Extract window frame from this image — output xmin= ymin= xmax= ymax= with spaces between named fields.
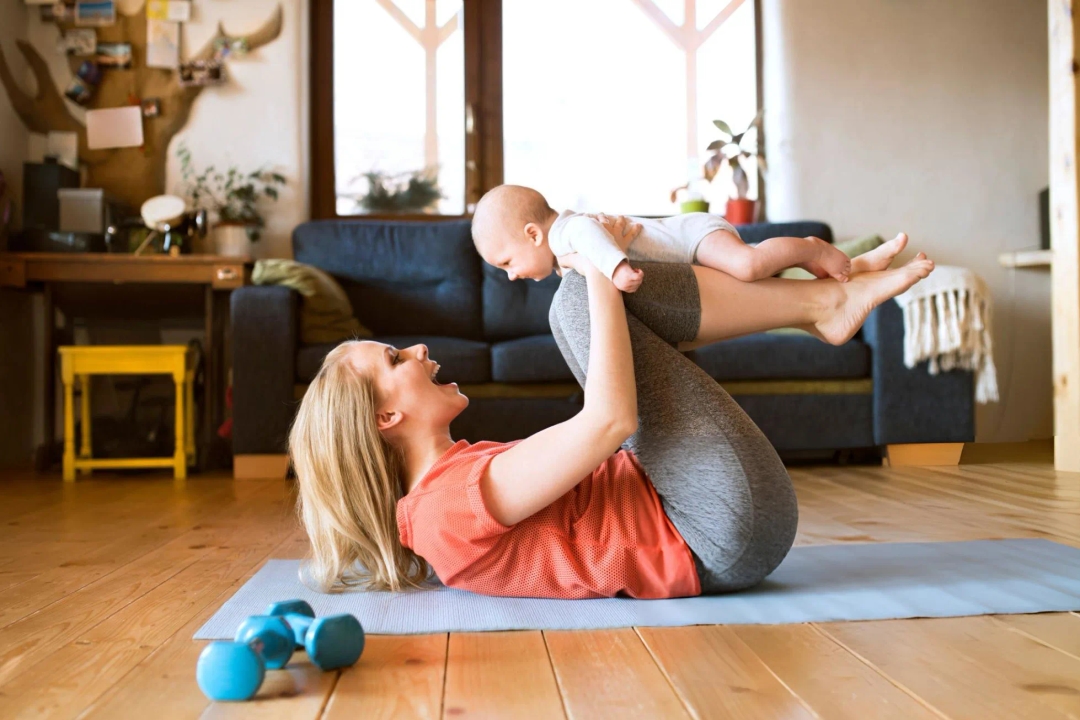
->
xmin=309 ymin=0 xmax=762 ymax=221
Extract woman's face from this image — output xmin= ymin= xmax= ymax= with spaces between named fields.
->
xmin=346 ymin=341 xmax=468 ymax=435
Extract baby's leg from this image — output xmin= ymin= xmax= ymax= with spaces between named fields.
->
xmin=695 ymin=230 xmax=851 ymax=283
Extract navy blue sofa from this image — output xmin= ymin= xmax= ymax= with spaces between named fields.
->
xmin=231 ymin=219 xmax=974 ymax=464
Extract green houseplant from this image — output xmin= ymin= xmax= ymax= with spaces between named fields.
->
xmin=704 ymin=110 xmax=765 ymax=224
xmin=178 ymin=144 xmax=286 ymax=256
xmin=356 ymin=169 xmax=442 ymax=214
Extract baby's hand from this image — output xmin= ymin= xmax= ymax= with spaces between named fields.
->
xmin=612 ymin=261 xmax=644 ymax=293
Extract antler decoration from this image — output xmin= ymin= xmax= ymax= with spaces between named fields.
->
xmin=0 ymin=3 xmax=284 ymax=209
xmin=0 ymin=41 xmax=83 ymax=135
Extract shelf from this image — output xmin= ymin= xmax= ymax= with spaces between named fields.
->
xmin=999 ymin=249 xmax=1052 ymax=269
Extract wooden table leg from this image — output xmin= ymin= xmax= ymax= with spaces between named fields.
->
xmin=202 ymin=285 xmax=215 ymax=469
xmin=35 ymin=284 xmax=56 ymax=472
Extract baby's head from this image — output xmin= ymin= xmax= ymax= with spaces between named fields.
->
xmin=472 ymin=185 xmax=558 ymax=281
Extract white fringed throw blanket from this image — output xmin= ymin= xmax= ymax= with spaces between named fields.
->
xmin=893 ymin=266 xmax=999 ymax=404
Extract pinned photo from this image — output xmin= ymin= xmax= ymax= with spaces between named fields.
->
xmin=212 ymin=36 xmax=249 ymax=62
xmin=96 ymin=42 xmax=132 ymax=69
xmin=141 ymin=98 xmax=161 ymax=118
xmin=41 ymin=2 xmax=75 ymax=23
xmin=75 ymin=0 xmax=116 ymax=27
xmin=76 ymin=60 xmax=102 ymax=86
xmin=146 ymin=19 xmax=180 ymax=69
xmin=177 ymin=59 xmax=226 ymax=87
xmin=57 ymin=28 xmax=97 ymax=56
xmin=64 ymin=77 xmax=93 ymax=106
xmin=147 ymin=0 xmax=191 ymax=22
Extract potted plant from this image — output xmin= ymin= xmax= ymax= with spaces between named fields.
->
xmin=356 ymin=168 xmax=442 ymax=214
xmin=704 ymin=110 xmax=765 ymax=224
xmin=177 ymin=144 xmax=286 ymax=257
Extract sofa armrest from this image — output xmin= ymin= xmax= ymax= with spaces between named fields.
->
xmin=231 ymin=286 xmax=299 ymax=455
xmin=862 ymin=299 xmax=975 ymax=445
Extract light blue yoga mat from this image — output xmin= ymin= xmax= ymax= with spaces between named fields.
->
xmin=195 ymin=539 xmax=1080 ymax=637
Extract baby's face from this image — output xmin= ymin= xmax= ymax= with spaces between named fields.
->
xmin=482 ymin=234 xmax=556 ymax=282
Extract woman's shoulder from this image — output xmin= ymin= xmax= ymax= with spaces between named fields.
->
xmin=411 ymin=439 xmax=518 ymax=494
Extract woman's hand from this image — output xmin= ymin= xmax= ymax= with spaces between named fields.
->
xmin=556 ymin=252 xmax=604 ymax=279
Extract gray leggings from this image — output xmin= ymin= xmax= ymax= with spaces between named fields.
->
xmin=549 ymin=263 xmax=799 ymax=593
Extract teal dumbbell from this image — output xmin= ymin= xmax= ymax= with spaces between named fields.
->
xmin=196 ymin=615 xmax=294 ymax=701
xmin=266 ymin=599 xmax=365 ymax=671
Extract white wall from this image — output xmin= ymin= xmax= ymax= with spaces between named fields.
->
xmin=762 ymin=0 xmax=1051 ymax=442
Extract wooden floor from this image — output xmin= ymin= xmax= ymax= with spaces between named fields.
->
xmin=2 ymin=456 xmax=1079 ymax=719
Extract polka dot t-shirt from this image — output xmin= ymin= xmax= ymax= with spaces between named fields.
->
xmin=396 ymin=440 xmax=701 ymax=599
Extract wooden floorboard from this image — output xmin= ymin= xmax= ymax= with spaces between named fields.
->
xmin=0 ymin=459 xmax=1078 ymax=718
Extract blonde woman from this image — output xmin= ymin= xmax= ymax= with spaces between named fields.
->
xmin=289 ymin=222 xmax=932 ymax=598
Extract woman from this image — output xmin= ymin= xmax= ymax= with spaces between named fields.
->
xmin=289 ymin=220 xmax=932 ymax=597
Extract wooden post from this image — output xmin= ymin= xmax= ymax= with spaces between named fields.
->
xmin=1050 ymin=0 xmax=1080 ymax=471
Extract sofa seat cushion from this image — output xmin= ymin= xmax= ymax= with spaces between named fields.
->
xmin=686 ymin=333 xmax=870 ymax=381
xmin=297 ymin=336 xmax=492 ymax=384
xmin=491 ymin=335 xmax=575 ymax=383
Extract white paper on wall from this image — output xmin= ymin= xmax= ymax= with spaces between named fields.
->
xmin=86 ymin=106 xmax=144 ymax=149
xmin=146 ymin=18 xmax=180 ymax=69
xmin=147 ymin=0 xmax=190 ymax=22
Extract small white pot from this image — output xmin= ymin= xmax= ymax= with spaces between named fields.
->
xmin=213 ymin=224 xmax=253 ymax=257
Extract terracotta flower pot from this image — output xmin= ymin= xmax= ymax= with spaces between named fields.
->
xmin=725 ymin=198 xmax=756 ymax=225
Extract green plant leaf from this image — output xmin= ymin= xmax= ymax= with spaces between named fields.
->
xmin=713 ymin=119 xmax=733 ymax=138
xmin=706 ymin=140 xmax=724 ymax=151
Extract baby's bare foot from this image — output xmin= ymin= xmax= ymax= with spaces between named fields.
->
xmin=794 ymin=261 xmax=832 ymax=279
xmin=815 ymin=253 xmax=934 ymax=345
xmin=850 ymin=233 xmax=909 ymax=274
xmin=810 ymin=237 xmax=851 ymax=282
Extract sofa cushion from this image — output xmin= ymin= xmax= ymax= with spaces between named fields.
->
xmin=491 ymin=335 xmax=575 ymax=383
xmin=296 ymin=336 xmax=492 ymax=384
xmin=686 ymin=334 xmax=870 ymax=381
xmin=737 ymin=221 xmax=834 ymax=245
xmin=293 ymin=220 xmax=483 ymax=340
xmin=482 ymin=263 xmax=561 ymax=341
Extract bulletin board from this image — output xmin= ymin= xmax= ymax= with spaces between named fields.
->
xmin=0 ymin=1 xmax=283 ymax=210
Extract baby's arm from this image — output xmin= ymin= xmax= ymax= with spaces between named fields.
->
xmin=559 ymin=216 xmax=644 ymax=292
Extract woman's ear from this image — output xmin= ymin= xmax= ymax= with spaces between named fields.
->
xmin=524 ymin=222 xmax=545 ymax=247
xmin=376 ymin=409 xmax=404 ymax=433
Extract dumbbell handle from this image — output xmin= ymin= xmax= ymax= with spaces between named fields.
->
xmin=278 ymin=612 xmax=314 ymax=648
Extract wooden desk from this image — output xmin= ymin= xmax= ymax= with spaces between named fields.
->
xmin=0 ymin=252 xmax=250 ymax=471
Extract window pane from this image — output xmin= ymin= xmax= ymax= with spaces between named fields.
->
xmin=698 ymin=0 xmax=758 ymax=202
xmin=503 ymin=0 xmax=756 ymax=215
xmin=333 ymin=0 xmax=464 ymax=215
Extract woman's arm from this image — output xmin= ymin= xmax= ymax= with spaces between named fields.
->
xmin=479 ymin=260 xmax=637 ymax=527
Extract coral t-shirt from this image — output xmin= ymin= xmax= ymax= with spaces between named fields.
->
xmin=396 ymin=440 xmax=701 ymax=599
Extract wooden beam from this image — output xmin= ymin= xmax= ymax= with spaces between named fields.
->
xmin=1050 ymin=0 xmax=1080 ymax=471
xmin=885 ymin=443 xmax=964 ymax=467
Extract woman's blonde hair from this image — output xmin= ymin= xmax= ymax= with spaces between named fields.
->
xmin=289 ymin=341 xmax=430 ymax=592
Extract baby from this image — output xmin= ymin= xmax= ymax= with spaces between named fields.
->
xmin=472 ymin=185 xmax=873 ymax=292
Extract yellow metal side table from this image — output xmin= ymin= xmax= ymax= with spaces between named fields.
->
xmin=58 ymin=346 xmax=196 ymax=481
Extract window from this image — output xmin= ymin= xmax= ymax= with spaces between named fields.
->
xmin=311 ymin=0 xmax=759 ymax=219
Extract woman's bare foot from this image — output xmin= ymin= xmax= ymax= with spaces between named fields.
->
xmin=815 ymin=253 xmax=934 ymax=345
xmin=850 ymin=233 xmax=908 ymax=274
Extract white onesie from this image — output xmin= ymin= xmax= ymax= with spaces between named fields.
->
xmin=547 ymin=210 xmax=741 ymax=280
